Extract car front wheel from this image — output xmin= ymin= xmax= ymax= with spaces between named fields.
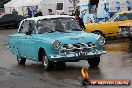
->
xmin=42 ymin=54 xmax=53 ymax=70
xmin=87 ymin=57 xmax=100 ymax=67
xmin=17 ymin=56 xmax=26 ymax=65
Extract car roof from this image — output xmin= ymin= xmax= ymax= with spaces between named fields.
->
xmin=117 ymin=10 xmax=132 ymax=14
xmin=25 ymin=15 xmax=74 ymax=22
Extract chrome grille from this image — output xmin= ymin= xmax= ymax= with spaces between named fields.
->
xmin=60 ymin=43 xmax=97 ymax=52
xmin=120 ymin=26 xmax=132 ymax=33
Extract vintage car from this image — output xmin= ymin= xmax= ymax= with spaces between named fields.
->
xmin=119 ymin=22 xmax=132 ymax=40
xmin=85 ymin=10 xmax=132 ymax=37
xmin=9 ymin=15 xmax=106 ymax=70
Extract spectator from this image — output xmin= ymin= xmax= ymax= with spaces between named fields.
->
xmin=60 ymin=12 xmax=64 ymax=15
xmin=60 ymin=12 xmax=66 ymax=15
xmin=87 ymin=17 xmax=93 ymax=23
xmin=27 ymin=7 xmax=32 ymax=18
xmin=126 ymin=1 xmax=132 ymax=11
xmin=12 ymin=9 xmax=18 ymax=15
xmin=48 ymin=9 xmax=54 ymax=15
xmin=34 ymin=10 xmax=43 ymax=17
xmin=104 ymin=17 xmax=109 ymax=22
xmin=75 ymin=14 xmax=86 ymax=30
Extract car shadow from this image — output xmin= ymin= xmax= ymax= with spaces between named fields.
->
xmin=11 ymin=61 xmax=104 ymax=81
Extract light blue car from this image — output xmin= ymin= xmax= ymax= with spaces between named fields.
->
xmin=9 ymin=15 xmax=106 ymax=70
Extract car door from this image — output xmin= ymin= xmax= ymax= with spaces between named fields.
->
xmin=24 ymin=20 xmax=37 ymax=59
xmin=17 ymin=20 xmax=30 ymax=57
xmin=0 ymin=14 xmax=10 ymax=26
xmin=107 ymin=21 xmax=125 ymax=36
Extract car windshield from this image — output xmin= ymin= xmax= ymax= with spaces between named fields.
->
xmin=37 ymin=18 xmax=81 ymax=33
xmin=118 ymin=12 xmax=132 ymax=20
xmin=109 ymin=12 xmax=132 ymax=22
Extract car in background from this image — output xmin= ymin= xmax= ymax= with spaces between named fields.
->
xmin=8 ymin=15 xmax=106 ymax=70
xmin=85 ymin=10 xmax=132 ymax=37
xmin=119 ymin=22 xmax=132 ymax=40
xmin=0 ymin=12 xmax=4 ymax=15
xmin=0 ymin=14 xmax=26 ymax=28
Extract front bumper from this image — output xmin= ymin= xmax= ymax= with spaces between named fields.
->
xmin=120 ymin=32 xmax=132 ymax=37
xmin=119 ymin=26 xmax=132 ymax=37
xmin=50 ymin=51 xmax=106 ymax=59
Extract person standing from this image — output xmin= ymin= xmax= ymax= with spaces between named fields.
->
xmin=12 ymin=9 xmax=18 ymax=15
xmin=74 ymin=10 xmax=86 ymax=30
xmin=27 ymin=7 xmax=32 ymax=18
xmin=34 ymin=10 xmax=43 ymax=17
xmin=75 ymin=14 xmax=86 ymax=30
xmin=48 ymin=9 xmax=54 ymax=15
xmin=126 ymin=1 xmax=132 ymax=11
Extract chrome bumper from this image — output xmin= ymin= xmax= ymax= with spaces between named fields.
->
xmin=120 ymin=32 xmax=132 ymax=37
xmin=51 ymin=51 xmax=106 ymax=59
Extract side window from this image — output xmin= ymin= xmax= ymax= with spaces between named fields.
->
xmin=29 ymin=20 xmax=37 ymax=34
xmin=128 ymin=13 xmax=132 ymax=20
xmin=19 ymin=21 xmax=29 ymax=33
xmin=56 ymin=3 xmax=63 ymax=10
xmin=117 ymin=14 xmax=128 ymax=21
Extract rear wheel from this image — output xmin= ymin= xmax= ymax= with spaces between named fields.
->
xmin=17 ymin=56 xmax=26 ymax=65
xmin=41 ymin=52 xmax=54 ymax=70
xmin=87 ymin=57 xmax=100 ymax=67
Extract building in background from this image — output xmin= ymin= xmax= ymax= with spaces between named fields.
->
xmin=97 ymin=0 xmax=132 ymax=22
xmin=79 ymin=0 xmax=132 ymax=23
xmin=0 ymin=0 xmax=11 ymax=13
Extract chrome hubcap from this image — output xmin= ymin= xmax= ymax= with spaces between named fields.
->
xmin=17 ymin=56 xmax=21 ymax=62
xmin=43 ymin=56 xmax=48 ymax=67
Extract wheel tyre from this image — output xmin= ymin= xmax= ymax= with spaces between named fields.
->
xmin=17 ymin=56 xmax=26 ymax=65
xmin=42 ymin=54 xmax=53 ymax=70
xmin=88 ymin=57 xmax=100 ymax=67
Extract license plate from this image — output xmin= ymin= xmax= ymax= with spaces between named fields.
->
xmin=75 ymin=51 xmax=87 ymax=56
xmin=75 ymin=49 xmax=98 ymax=57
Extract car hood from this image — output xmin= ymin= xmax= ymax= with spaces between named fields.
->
xmin=35 ymin=31 xmax=100 ymax=44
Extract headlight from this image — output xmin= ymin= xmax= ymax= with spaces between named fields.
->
xmin=98 ymin=36 xmax=105 ymax=45
xmin=52 ymin=40 xmax=61 ymax=49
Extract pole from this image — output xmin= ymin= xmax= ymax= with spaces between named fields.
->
xmin=73 ymin=0 xmax=76 ymax=13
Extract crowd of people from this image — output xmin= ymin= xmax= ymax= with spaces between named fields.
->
xmin=11 ymin=8 xmax=55 ymax=17
xmin=11 ymin=8 xmax=86 ymax=30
